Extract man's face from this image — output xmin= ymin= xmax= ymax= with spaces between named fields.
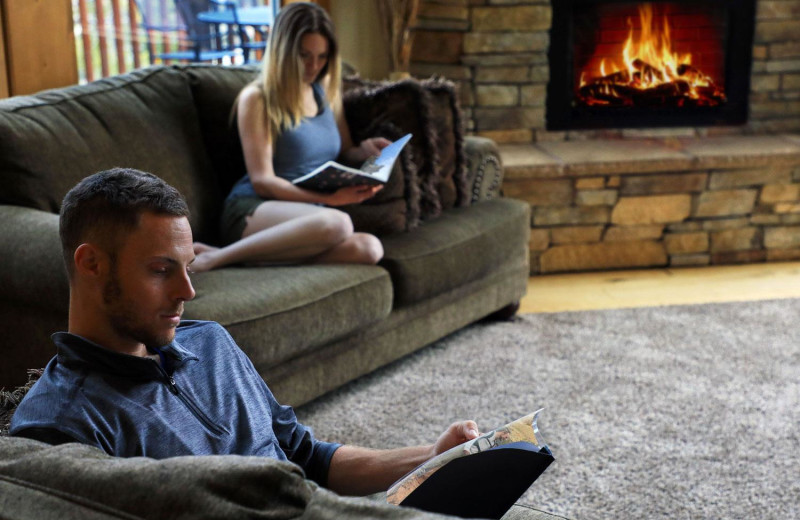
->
xmin=101 ymin=213 xmax=195 ymax=352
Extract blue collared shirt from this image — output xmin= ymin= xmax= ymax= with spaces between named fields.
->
xmin=10 ymin=320 xmax=339 ymax=486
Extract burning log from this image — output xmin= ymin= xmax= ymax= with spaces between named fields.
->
xmin=585 ymin=69 xmax=630 ymax=86
xmin=578 ymin=83 xmax=636 ymax=106
xmin=630 ymin=80 xmax=691 ymax=107
xmin=632 ymin=58 xmax=665 ymax=83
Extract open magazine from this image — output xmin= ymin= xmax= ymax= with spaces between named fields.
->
xmin=386 ymin=409 xmax=554 ymax=520
xmin=291 ymin=133 xmax=412 ymax=192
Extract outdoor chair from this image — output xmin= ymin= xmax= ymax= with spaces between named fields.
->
xmin=203 ymin=0 xmax=278 ymax=64
xmin=134 ymin=0 xmax=239 ymax=63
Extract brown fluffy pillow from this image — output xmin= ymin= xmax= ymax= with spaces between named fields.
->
xmin=343 ymin=75 xmax=469 ymax=232
xmin=0 ymin=369 xmax=43 ymax=436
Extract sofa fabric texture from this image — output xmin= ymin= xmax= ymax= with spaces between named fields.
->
xmin=381 ymin=198 xmax=529 ymax=306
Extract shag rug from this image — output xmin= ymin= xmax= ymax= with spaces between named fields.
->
xmin=297 ymin=298 xmax=800 ymax=520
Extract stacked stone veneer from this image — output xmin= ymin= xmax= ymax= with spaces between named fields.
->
xmin=502 ymin=135 xmax=800 ymax=273
xmin=411 ymin=0 xmax=800 ymax=141
xmin=411 ymin=1 xmax=800 ymax=273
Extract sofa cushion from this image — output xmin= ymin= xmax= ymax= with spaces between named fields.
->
xmin=185 ymin=265 xmax=393 ymax=370
xmin=0 ymin=66 xmax=220 ymax=244
xmin=178 ymin=64 xmax=258 ymax=200
xmin=379 ymin=198 xmax=530 ymax=306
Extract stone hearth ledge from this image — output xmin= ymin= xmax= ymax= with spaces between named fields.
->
xmin=500 ymin=134 xmax=800 ymax=179
xmin=497 ymin=134 xmax=800 ymax=274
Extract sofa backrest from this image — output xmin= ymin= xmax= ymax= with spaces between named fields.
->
xmin=0 ymin=66 xmax=222 ymax=243
xmin=177 ymin=64 xmax=258 ymax=198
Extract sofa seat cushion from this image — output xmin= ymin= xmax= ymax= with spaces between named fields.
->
xmin=380 ymin=198 xmax=530 ymax=307
xmin=184 ymin=265 xmax=393 ymax=370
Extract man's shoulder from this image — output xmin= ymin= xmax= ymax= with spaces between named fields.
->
xmin=177 ymin=320 xmax=224 ymax=333
xmin=9 ymin=363 xmax=80 ymax=437
xmin=175 ymin=320 xmax=237 ymax=350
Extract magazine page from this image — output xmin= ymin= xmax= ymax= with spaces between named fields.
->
xmin=291 ymin=133 xmax=412 ymax=192
xmin=386 ymin=409 xmax=546 ymax=505
xmin=360 ymin=133 xmax=412 ymax=182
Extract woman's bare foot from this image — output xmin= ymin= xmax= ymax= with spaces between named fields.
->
xmin=193 ymin=242 xmax=218 ymax=255
xmin=191 ymin=242 xmax=220 ymax=273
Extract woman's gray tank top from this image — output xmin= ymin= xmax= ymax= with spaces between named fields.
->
xmin=227 ymin=82 xmax=341 ymax=199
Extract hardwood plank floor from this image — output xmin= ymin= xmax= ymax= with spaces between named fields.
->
xmin=520 ymin=261 xmax=800 ymax=313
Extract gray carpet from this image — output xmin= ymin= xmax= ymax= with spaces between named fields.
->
xmin=297 ymin=298 xmax=800 ymax=520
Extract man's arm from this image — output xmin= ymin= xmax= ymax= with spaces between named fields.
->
xmin=13 ymin=427 xmax=81 ymax=446
xmin=326 ymin=420 xmax=480 ymax=496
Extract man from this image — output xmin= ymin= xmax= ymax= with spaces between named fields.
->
xmin=10 ymin=168 xmax=479 ymax=496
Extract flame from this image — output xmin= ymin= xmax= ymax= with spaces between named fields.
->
xmin=577 ymin=2 xmax=723 ymax=107
xmin=621 ymin=4 xmax=690 ymax=88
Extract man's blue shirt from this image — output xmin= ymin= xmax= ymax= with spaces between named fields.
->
xmin=9 ymin=320 xmax=339 ymax=486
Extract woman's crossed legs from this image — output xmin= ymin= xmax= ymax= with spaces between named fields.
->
xmin=192 ymin=200 xmax=383 ymax=272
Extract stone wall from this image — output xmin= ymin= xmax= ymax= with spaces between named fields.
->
xmin=502 ymin=135 xmax=800 ymax=273
xmin=411 ymin=0 xmax=800 ymax=274
xmin=411 ymin=0 xmax=800 ymax=143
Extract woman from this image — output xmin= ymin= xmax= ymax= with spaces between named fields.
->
xmin=192 ymin=2 xmax=389 ymax=272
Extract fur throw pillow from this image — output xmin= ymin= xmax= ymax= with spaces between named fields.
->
xmin=0 ymin=368 xmax=43 ymax=436
xmin=343 ymin=75 xmax=469 ymax=234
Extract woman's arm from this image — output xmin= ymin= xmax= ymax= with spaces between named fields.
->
xmin=238 ymin=85 xmax=380 ymax=206
xmin=238 ymin=85 xmax=325 ymax=203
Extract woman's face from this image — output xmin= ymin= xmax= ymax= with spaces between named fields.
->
xmin=299 ymin=33 xmax=329 ymax=84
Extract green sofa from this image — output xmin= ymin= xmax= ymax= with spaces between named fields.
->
xmin=0 ymin=64 xmax=530 ymax=406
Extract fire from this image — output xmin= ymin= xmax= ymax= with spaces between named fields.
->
xmin=577 ymin=3 xmax=724 ymax=107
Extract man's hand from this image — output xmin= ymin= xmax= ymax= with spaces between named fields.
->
xmin=431 ymin=420 xmax=481 ymax=458
xmin=327 ymin=419 xmax=481 ymax=496
xmin=325 ymin=184 xmax=382 ymax=206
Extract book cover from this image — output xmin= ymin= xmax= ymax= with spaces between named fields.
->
xmin=292 ymin=133 xmax=412 ymax=192
xmin=386 ymin=409 xmax=554 ymax=519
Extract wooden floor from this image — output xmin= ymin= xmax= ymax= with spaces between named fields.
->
xmin=520 ymin=261 xmax=800 ymax=313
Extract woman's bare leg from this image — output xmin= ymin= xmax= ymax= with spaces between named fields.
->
xmin=192 ymin=201 xmax=381 ymax=271
xmin=309 ymin=232 xmax=384 ymax=265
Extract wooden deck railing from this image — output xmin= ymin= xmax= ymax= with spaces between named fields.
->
xmin=72 ymin=0 xmax=269 ymax=83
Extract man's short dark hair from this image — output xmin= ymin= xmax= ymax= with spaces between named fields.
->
xmin=60 ymin=168 xmax=190 ymax=278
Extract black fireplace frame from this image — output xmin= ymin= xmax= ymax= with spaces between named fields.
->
xmin=546 ymin=0 xmax=757 ymax=131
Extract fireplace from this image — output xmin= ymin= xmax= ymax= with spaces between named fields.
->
xmin=547 ymin=0 xmax=757 ymax=131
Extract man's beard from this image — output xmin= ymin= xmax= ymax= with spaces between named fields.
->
xmin=103 ymin=267 xmax=176 ymax=349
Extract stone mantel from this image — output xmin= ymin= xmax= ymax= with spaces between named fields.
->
xmin=502 ymin=135 xmax=800 ymax=179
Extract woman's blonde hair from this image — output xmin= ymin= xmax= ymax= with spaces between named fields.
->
xmin=252 ymin=2 xmax=342 ymax=141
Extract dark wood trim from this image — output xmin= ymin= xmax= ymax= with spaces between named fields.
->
xmin=0 ymin=2 xmax=9 ymax=98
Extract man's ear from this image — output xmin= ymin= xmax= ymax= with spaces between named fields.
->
xmin=73 ymin=243 xmax=108 ymax=278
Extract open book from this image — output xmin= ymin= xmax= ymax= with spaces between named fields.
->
xmin=291 ymin=133 xmax=412 ymax=192
xmin=386 ymin=409 xmax=554 ymax=520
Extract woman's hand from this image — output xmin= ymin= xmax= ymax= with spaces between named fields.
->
xmin=350 ymin=137 xmax=392 ymax=163
xmin=324 ymin=184 xmax=383 ymax=206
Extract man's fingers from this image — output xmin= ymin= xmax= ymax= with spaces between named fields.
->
xmin=452 ymin=420 xmax=479 ymax=440
xmin=464 ymin=420 xmax=480 ymax=439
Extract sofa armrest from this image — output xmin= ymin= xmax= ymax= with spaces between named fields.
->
xmin=0 ymin=205 xmax=69 ymax=313
xmin=464 ymin=136 xmax=504 ymax=203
